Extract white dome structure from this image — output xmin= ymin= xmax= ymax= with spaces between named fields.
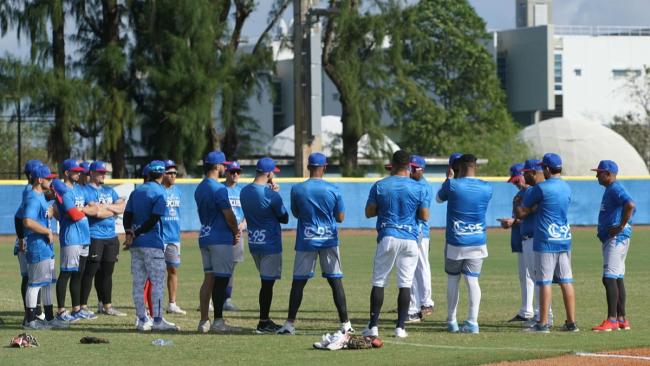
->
xmin=265 ymin=115 xmax=400 ymax=158
xmin=520 ymin=117 xmax=649 ymax=176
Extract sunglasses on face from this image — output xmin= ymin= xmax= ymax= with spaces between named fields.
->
xmin=165 ymin=171 xmax=178 ymax=176
xmin=228 ymin=170 xmax=242 ymax=175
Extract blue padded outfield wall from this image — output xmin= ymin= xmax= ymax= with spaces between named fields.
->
xmin=1 ymin=178 xmax=648 ymax=234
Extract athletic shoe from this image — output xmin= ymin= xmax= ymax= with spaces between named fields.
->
xmin=197 ymin=320 xmax=211 ymax=333
xmin=167 ymin=303 xmax=187 ymax=315
xmin=460 ymin=320 xmax=479 ymax=334
xmin=72 ymin=309 xmax=97 ymax=320
xmin=421 ymin=305 xmax=434 ymax=317
xmin=97 ymin=302 xmax=103 ymax=315
xmin=523 ymin=323 xmax=550 ymax=333
xmin=406 ymin=312 xmax=422 ymax=324
xmin=361 ymin=325 xmax=379 ymax=337
xmin=326 ymin=331 xmax=351 ymax=350
xmin=223 ymin=298 xmax=239 ymax=312
xmin=592 ymin=319 xmax=619 ymax=332
xmin=256 ymin=320 xmax=282 ymax=334
xmin=210 ymin=318 xmax=241 ymax=333
xmin=394 ymin=327 xmax=408 ymax=338
xmin=619 ymin=319 xmax=631 ymax=330
xmin=509 ymin=314 xmax=532 ymax=322
xmin=103 ymin=306 xmax=127 ymax=317
xmin=136 ymin=317 xmax=153 ymax=331
xmin=48 ymin=317 xmax=70 ymax=329
xmin=24 ymin=319 xmax=52 ymax=330
xmin=340 ymin=321 xmax=354 ymax=334
xmin=276 ymin=321 xmax=296 ymax=335
xmin=523 ymin=319 xmax=552 ymax=328
xmin=313 ymin=333 xmax=335 ymax=349
xmin=560 ymin=321 xmax=579 ymax=332
xmin=57 ymin=311 xmax=78 ymax=322
xmin=153 ymin=318 xmax=180 ymax=331
xmin=447 ymin=321 xmax=459 ymax=333
xmin=80 ymin=306 xmax=95 ymax=315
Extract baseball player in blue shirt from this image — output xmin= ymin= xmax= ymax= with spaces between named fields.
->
xmin=124 ymin=160 xmax=179 ymax=331
xmin=363 ymin=150 xmax=430 ymax=339
xmin=161 ymin=160 xmax=186 ymax=315
xmin=223 ymin=161 xmax=246 ymax=312
xmin=517 ymin=153 xmax=578 ymax=333
xmin=194 ymin=151 xmax=241 ymax=333
xmin=278 ymin=152 xmax=352 ymax=336
xmin=241 ymin=157 xmax=289 ymax=334
xmin=437 ymin=154 xmax=493 ymax=334
xmin=590 ymin=160 xmax=635 ymax=332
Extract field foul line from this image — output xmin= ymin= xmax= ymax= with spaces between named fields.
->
xmin=382 ymin=340 xmax=574 ymax=353
xmin=575 ymin=352 xmax=650 ymax=361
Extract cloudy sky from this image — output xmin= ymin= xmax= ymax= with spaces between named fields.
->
xmin=1 ymin=0 xmax=650 ymax=58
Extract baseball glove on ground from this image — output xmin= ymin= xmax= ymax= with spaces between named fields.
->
xmin=80 ymin=336 xmax=110 ymax=344
xmin=10 ymin=333 xmax=39 ymax=348
xmin=346 ymin=335 xmax=373 ymax=350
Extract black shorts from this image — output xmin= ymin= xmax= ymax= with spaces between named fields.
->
xmin=89 ymin=237 xmax=120 ymax=263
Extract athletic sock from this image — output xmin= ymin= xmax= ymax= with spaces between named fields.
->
xmin=447 ymin=274 xmax=460 ymax=323
xmin=225 ymin=286 xmax=233 ymax=300
xmin=369 ymin=286 xmax=384 ymax=328
xmin=26 ymin=307 xmax=36 ymax=323
xmin=617 ymin=278 xmax=626 ymax=318
xmin=465 ymin=275 xmax=481 ymax=324
xmin=44 ymin=305 xmax=54 ymax=322
xmin=287 ymin=279 xmax=308 ymax=320
xmin=603 ymin=277 xmax=619 ymax=318
xmin=259 ymin=279 xmax=275 ymax=321
xmin=397 ymin=287 xmax=410 ymax=329
xmin=327 ymin=278 xmax=348 ymax=323
xmin=212 ymin=277 xmax=230 ymax=319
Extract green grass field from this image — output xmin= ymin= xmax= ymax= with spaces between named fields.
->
xmin=1 ymin=229 xmax=650 ymax=365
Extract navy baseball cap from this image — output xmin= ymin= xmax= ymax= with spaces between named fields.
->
xmin=142 ymin=164 xmax=151 ymax=176
xmin=80 ymin=161 xmax=91 ymax=174
xmin=51 ymin=178 xmax=68 ymax=195
xmin=24 ymin=160 xmax=43 ymax=176
xmin=63 ymin=159 xmax=84 ymax=172
xmin=521 ymin=159 xmax=543 ymax=172
xmin=226 ymin=161 xmax=242 ymax=172
xmin=591 ymin=160 xmax=618 ymax=174
xmin=256 ymin=157 xmax=280 ymax=173
xmin=204 ymin=151 xmax=230 ymax=166
xmin=507 ymin=163 xmax=524 ymax=183
xmin=449 ymin=153 xmax=462 ymax=166
xmin=538 ymin=153 xmax=562 ymax=169
xmin=148 ymin=160 xmax=166 ymax=174
xmin=409 ymin=155 xmax=426 ymax=169
xmin=89 ymin=160 xmax=109 ymax=173
xmin=308 ymin=152 xmax=327 ymax=167
xmin=32 ymin=165 xmax=57 ymax=179
xmin=164 ymin=159 xmax=177 ymax=170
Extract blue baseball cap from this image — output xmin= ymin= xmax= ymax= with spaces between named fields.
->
xmin=32 ymin=165 xmax=57 ymax=179
xmin=409 ymin=155 xmax=426 ymax=169
xmin=226 ymin=161 xmax=242 ymax=172
xmin=308 ymin=152 xmax=327 ymax=167
xmin=204 ymin=151 xmax=230 ymax=166
xmin=521 ymin=159 xmax=543 ymax=172
xmin=449 ymin=153 xmax=462 ymax=166
xmin=62 ymin=159 xmax=85 ymax=172
xmin=80 ymin=161 xmax=91 ymax=174
xmin=148 ymin=160 xmax=166 ymax=174
xmin=538 ymin=153 xmax=562 ymax=169
xmin=256 ymin=157 xmax=280 ymax=173
xmin=51 ymin=178 xmax=68 ymax=196
xmin=163 ymin=159 xmax=177 ymax=170
xmin=24 ymin=160 xmax=43 ymax=176
xmin=591 ymin=160 xmax=618 ymax=174
xmin=507 ymin=163 xmax=524 ymax=183
xmin=142 ymin=164 xmax=151 ymax=176
xmin=89 ymin=160 xmax=109 ymax=173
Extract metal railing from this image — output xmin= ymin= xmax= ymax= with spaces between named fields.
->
xmin=554 ymin=25 xmax=650 ymax=37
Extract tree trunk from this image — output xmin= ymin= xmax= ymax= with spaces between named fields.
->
xmin=109 ymin=135 xmax=126 ymax=177
xmin=49 ymin=0 xmax=69 ymax=166
xmin=340 ymin=101 xmax=360 ymax=176
xmin=222 ymin=123 xmax=239 ymax=160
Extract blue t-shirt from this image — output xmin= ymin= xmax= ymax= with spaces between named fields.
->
xmin=226 ymin=184 xmax=245 ymax=225
xmin=240 ymin=183 xmax=287 ymax=254
xmin=23 ymin=189 xmax=55 ymax=263
xmin=291 ymin=178 xmax=344 ymax=251
xmin=522 ymin=177 xmax=572 ymax=252
xmin=519 ymin=186 xmax=537 ymax=239
xmin=162 ymin=185 xmax=181 ymax=244
xmin=367 ymin=175 xmax=430 ymax=242
xmin=13 ymin=185 xmax=32 ymax=255
xmin=415 ymin=178 xmax=433 ymax=239
xmin=437 ymin=177 xmax=493 ymax=247
xmin=86 ymin=184 xmax=120 ymax=239
xmin=56 ymin=184 xmax=91 ymax=246
xmin=125 ymin=182 xmax=167 ymax=249
xmin=194 ymin=178 xmax=234 ymax=246
xmin=510 ymin=189 xmax=524 ymax=252
xmin=597 ymin=181 xmax=634 ymax=243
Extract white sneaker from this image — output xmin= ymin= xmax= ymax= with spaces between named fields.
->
xmin=276 ymin=321 xmax=296 ymax=335
xmin=153 ymin=318 xmax=180 ymax=331
xmin=197 ymin=320 xmax=211 ymax=333
xmin=24 ymin=319 xmax=51 ymax=330
xmin=340 ymin=321 xmax=354 ymax=334
xmin=48 ymin=318 xmax=70 ymax=329
xmin=326 ymin=331 xmax=351 ymax=350
xmin=210 ymin=318 xmax=241 ymax=333
xmin=167 ymin=303 xmax=187 ymax=315
xmin=313 ymin=333 xmax=333 ymax=349
xmin=394 ymin=327 xmax=408 ymax=338
xmin=136 ymin=317 xmax=153 ymax=331
xmin=362 ymin=325 xmax=379 ymax=337
xmin=223 ymin=298 xmax=239 ymax=311
xmin=35 ymin=312 xmax=46 ymax=321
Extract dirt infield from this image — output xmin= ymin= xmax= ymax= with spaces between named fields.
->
xmin=485 ymin=348 xmax=650 ymax=365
